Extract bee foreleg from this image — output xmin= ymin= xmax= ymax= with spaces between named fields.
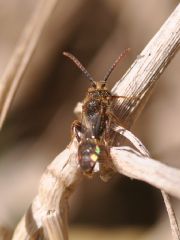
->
xmin=71 ymin=120 xmax=82 ymax=142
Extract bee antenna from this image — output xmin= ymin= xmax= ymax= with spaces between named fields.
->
xmin=103 ymin=48 xmax=130 ymax=83
xmin=63 ymin=52 xmax=96 ymax=86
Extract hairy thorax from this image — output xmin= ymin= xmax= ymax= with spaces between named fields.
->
xmin=82 ymin=88 xmax=111 ymax=139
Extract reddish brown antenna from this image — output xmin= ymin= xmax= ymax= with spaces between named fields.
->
xmin=103 ymin=48 xmax=130 ymax=83
xmin=63 ymin=52 xmax=96 ymax=86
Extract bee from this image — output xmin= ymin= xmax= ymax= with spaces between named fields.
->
xmin=63 ymin=50 xmax=130 ymax=175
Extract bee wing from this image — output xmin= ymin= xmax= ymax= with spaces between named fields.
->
xmin=81 ymin=102 xmax=107 ymax=139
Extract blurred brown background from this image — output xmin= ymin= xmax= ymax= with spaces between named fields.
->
xmin=0 ymin=0 xmax=179 ymax=239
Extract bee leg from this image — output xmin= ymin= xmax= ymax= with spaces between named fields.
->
xmin=111 ymin=95 xmax=139 ymax=100
xmin=108 ymin=111 xmax=126 ymax=128
xmin=71 ymin=120 xmax=82 ymax=142
xmin=112 ymin=125 xmax=149 ymax=156
xmin=108 ymin=111 xmax=145 ymax=151
xmin=104 ymin=111 xmax=123 ymax=146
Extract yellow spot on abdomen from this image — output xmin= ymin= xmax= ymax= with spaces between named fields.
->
xmin=91 ymin=154 xmax=98 ymax=162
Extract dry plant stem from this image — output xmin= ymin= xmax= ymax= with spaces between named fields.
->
xmin=112 ymin=5 xmax=180 ymax=238
xmin=111 ymin=147 xmax=180 ymax=240
xmin=111 ymin=146 xmax=180 ymax=198
xmin=12 ymin=4 xmax=180 ymax=240
xmin=12 ymin=140 xmax=80 ymax=240
xmin=114 ymin=126 xmax=180 ymax=240
xmin=0 ymin=0 xmax=59 ymax=129
xmin=112 ymin=147 xmax=180 ymax=239
xmin=112 ymin=3 xmax=180 ymax=126
xmin=162 ymin=191 xmax=180 ymax=240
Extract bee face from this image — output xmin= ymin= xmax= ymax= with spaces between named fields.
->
xmin=88 ymin=82 xmax=107 ymax=93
